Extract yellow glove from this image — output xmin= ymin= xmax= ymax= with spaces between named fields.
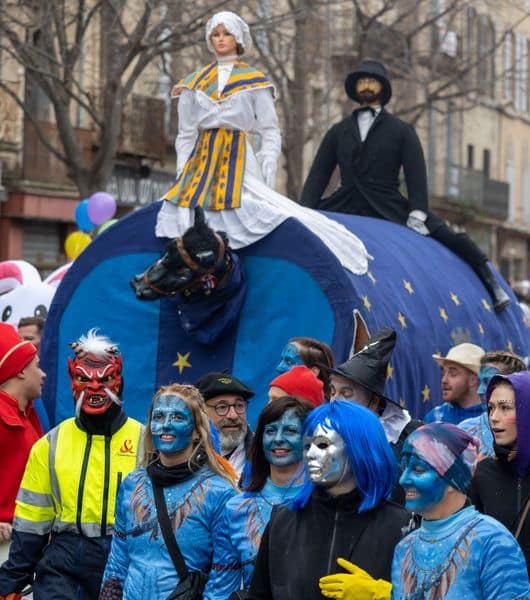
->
xmin=319 ymin=557 xmax=392 ymax=600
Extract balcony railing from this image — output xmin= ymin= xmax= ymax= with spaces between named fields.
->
xmin=446 ymin=165 xmax=509 ymax=221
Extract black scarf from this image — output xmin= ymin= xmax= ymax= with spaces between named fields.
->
xmin=147 ymin=452 xmax=207 ymax=487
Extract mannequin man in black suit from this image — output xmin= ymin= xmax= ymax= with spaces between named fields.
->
xmin=301 ymin=59 xmax=510 ymax=311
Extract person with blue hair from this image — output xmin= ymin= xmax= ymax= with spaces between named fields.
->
xmin=248 ymin=400 xmax=411 ymax=600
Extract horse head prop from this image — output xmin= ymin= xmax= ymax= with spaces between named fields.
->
xmin=130 ymin=207 xmax=233 ymax=300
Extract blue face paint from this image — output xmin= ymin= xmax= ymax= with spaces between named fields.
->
xmin=262 ymin=410 xmax=304 ymax=467
xmin=477 ymin=365 xmax=501 ymax=397
xmin=151 ymin=395 xmax=195 ymax=455
xmin=276 ymin=342 xmax=303 ymax=374
xmin=399 ymin=448 xmax=448 ymax=515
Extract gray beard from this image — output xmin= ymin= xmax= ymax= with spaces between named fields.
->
xmin=220 ymin=428 xmax=246 ymax=456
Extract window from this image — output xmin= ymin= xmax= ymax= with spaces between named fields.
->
xmin=514 ymin=34 xmax=529 ymax=112
xmin=478 ymin=16 xmax=495 ymax=98
xmin=467 ymin=144 xmax=474 ymax=169
xmin=504 ymin=31 xmax=514 ymax=100
xmin=483 ymin=149 xmax=491 ymax=178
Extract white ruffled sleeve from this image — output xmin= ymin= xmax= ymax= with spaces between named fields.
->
xmin=253 ymin=88 xmax=281 ymax=188
xmin=175 ymin=89 xmax=198 ymax=177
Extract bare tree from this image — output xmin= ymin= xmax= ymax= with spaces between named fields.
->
xmin=245 ymin=0 xmax=530 ymax=198
xmin=0 ymin=0 xmax=230 ymax=196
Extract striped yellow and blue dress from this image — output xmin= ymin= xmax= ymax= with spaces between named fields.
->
xmin=155 ymin=59 xmax=368 ymax=275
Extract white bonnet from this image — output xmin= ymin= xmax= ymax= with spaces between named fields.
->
xmin=205 ymin=11 xmax=252 ymax=55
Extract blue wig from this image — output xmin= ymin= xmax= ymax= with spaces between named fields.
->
xmin=292 ymin=400 xmax=397 ymax=513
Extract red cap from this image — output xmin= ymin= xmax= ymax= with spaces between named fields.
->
xmin=269 ymin=365 xmax=324 ymax=407
xmin=0 ymin=323 xmax=37 ymax=384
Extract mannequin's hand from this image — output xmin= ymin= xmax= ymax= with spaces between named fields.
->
xmin=319 ymin=558 xmax=392 ymax=600
xmin=261 ymin=157 xmax=277 ymax=189
xmin=406 ymin=210 xmax=429 ymax=236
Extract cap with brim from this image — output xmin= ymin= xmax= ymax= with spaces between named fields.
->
xmin=432 ymin=343 xmax=485 ymax=375
xmin=195 ymin=371 xmax=254 ymax=402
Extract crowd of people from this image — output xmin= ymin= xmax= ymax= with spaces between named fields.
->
xmin=1 ymin=319 xmax=530 ymax=599
xmin=1 ymin=7 xmax=528 ymax=599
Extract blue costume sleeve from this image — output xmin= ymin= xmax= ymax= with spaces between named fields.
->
xmin=478 ymin=524 xmax=530 ymax=599
xmin=204 ymin=485 xmax=241 ymax=600
xmin=100 ymin=481 xmax=130 ymax=596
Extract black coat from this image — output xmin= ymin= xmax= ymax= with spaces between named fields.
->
xmin=469 ymin=457 xmax=530 ymax=577
xmin=300 ymin=109 xmax=430 ymax=224
xmin=248 ymin=488 xmax=411 ymax=600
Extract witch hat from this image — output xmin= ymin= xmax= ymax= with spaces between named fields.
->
xmin=332 ymin=327 xmax=398 ymax=404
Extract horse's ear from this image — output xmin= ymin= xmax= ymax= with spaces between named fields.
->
xmin=194 ymin=206 xmax=206 ymax=227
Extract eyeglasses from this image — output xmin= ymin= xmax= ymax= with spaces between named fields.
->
xmin=206 ymin=400 xmax=247 ymax=416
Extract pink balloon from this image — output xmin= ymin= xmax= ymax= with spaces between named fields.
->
xmin=87 ymin=192 xmax=117 ymax=225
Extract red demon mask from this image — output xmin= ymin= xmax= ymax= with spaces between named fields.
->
xmin=68 ymin=352 xmax=123 ymax=415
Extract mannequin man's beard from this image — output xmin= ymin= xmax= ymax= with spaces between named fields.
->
xmin=358 ymin=89 xmax=381 ymax=105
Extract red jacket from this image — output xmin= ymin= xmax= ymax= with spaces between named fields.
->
xmin=0 ymin=390 xmax=43 ymax=523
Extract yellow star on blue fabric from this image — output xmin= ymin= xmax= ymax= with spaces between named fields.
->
xmin=439 ymin=307 xmax=448 ymax=323
xmin=398 ymin=312 xmax=407 ymax=329
xmin=387 ymin=363 xmax=394 ymax=379
xmin=403 ymin=280 xmax=414 ymax=295
xmin=450 ymin=292 xmax=460 ymax=306
xmin=478 ymin=322 xmax=484 ymax=336
xmin=481 ymin=298 xmax=492 ymax=311
xmin=507 ymin=340 xmax=514 ymax=353
xmin=173 ymin=352 xmax=191 ymax=374
xmin=422 ymin=385 xmax=430 ymax=402
xmin=367 ymin=271 xmax=376 ymax=284
xmin=362 ymin=295 xmax=371 ymax=311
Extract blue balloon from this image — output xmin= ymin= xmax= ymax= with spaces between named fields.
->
xmin=75 ymin=199 xmax=93 ymax=233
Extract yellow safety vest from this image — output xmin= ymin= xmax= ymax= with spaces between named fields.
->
xmin=14 ymin=417 xmax=143 ymax=537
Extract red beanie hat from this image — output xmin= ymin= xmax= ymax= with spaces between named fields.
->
xmin=269 ymin=365 xmax=325 ymax=407
xmin=0 ymin=323 xmax=37 ymax=384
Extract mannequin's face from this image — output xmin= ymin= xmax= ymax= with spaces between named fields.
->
xmin=210 ymin=24 xmax=237 ymax=57
xmin=356 ymin=77 xmax=382 ymax=105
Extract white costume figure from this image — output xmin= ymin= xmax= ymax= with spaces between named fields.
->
xmin=156 ymin=11 xmax=368 ymax=275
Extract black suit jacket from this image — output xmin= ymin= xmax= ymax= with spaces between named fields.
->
xmin=300 ymin=109 xmax=429 ymax=223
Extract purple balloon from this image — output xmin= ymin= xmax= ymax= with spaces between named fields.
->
xmin=87 ymin=192 xmax=117 ymax=226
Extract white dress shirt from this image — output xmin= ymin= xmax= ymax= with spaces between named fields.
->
xmin=357 ymin=106 xmax=381 ymax=142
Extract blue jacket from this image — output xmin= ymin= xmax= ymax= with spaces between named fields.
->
xmin=101 ymin=465 xmax=239 ymax=600
xmin=221 ymin=478 xmax=303 ymax=589
xmin=391 ymin=505 xmax=530 ymax=599
xmin=424 ymin=402 xmax=484 ymax=425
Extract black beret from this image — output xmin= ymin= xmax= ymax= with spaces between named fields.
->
xmin=195 ymin=372 xmax=255 ymax=402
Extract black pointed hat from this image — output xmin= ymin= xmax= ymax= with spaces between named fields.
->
xmin=332 ymin=327 xmax=397 ymax=403
xmin=344 ymin=59 xmax=392 ymax=106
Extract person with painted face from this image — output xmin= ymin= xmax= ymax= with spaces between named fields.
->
xmin=389 ymin=423 xmax=530 ymax=599
xmin=248 ymin=400 xmax=411 ymax=600
xmin=100 ymin=384 xmax=239 ymax=600
xmin=218 ymin=396 xmax=312 ymax=595
xmin=0 ymin=329 xmax=143 ymax=599
xmin=329 ymin=328 xmax=422 ymax=481
xmin=459 ymin=351 xmax=526 ymax=458
xmin=154 ymin=11 xmax=368 ymax=277
xmin=276 ymin=336 xmax=335 ymax=399
xmin=470 ymin=371 xmax=530 ymax=575
xmin=301 ymin=58 xmax=511 ymax=311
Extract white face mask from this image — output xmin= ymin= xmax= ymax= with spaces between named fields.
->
xmin=304 ymin=423 xmax=351 ymax=487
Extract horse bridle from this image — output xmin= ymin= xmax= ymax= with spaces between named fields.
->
xmin=142 ymin=232 xmax=231 ymax=297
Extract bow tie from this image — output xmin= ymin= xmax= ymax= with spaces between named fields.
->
xmin=355 ymin=106 xmax=377 ymax=117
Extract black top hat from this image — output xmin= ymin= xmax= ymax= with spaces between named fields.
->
xmin=195 ymin=372 xmax=255 ymax=402
xmin=344 ymin=59 xmax=392 ymax=106
xmin=331 ymin=327 xmax=397 ymax=404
